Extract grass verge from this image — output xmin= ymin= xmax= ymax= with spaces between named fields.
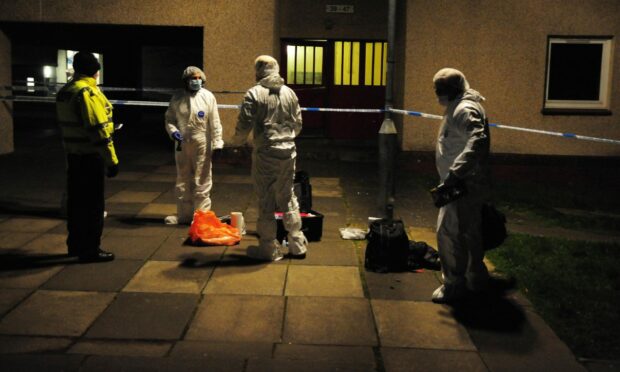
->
xmin=486 ymin=233 xmax=620 ymax=359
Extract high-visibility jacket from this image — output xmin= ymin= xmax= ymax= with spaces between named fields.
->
xmin=56 ymin=75 xmax=118 ymax=166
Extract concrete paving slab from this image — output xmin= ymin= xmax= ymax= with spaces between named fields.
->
xmin=313 ymin=188 xmax=343 ymax=198
xmin=0 ymin=266 xmax=64 ymax=289
xmin=123 ymin=260 xmax=211 ymax=294
xmin=469 ymin=307 xmax=587 ymax=372
xmin=21 ymin=233 xmax=67 ymax=255
xmin=185 ymin=294 xmax=285 ymax=343
xmin=220 ymin=240 xmax=288 ymax=266
xmin=152 ymin=238 xmax=225 ymax=263
xmin=214 ymin=174 xmax=253 ymax=184
xmin=142 ymin=173 xmax=175 ymax=182
xmin=381 ymin=347 xmax=488 ymax=372
xmin=372 ymin=299 xmax=476 ymax=350
xmin=320 ymin=224 xmax=348 ymax=241
xmin=103 ymin=202 xmax=148 ymax=217
xmin=123 ymin=181 xmax=172 ymax=193
xmin=0 ymin=290 xmax=114 ymax=336
xmin=81 ymin=354 xmax=245 ymax=372
xmin=246 ymin=358 xmax=377 ymax=372
xmin=285 ymin=265 xmax=364 ymax=298
xmin=68 ymin=340 xmax=172 ymax=357
xmin=0 ymin=217 xmax=62 ymax=233
xmin=274 ymin=344 xmax=376 ymax=365
xmin=153 ymin=189 xmax=176 ymax=204
xmin=407 ymin=226 xmax=438 ymax=247
xmin=365 ymin=270 xmax=440 ymax=301
xmin=106 ymin=191 xmax=162 ymax=204
xmin=151 ymin=236 xmax=226 ymax=267
xmin=42 ymin=259 xmax=143 ymax=292
xmin=170 ymin=341 xmax=273 ymax=359
xmin=105 ymin=224 xmax=174 ymax=238
xmin=109 ymin=171 xmax=148 ymax=181
xmin=154 ymin=165 xmax=177 ymax=174
xmin=101 ymin=235 xmax=165 ymax=260
xmin=136 ymin=203 xmax=177 ymax=219
xmin=290 ymin=242 xmax=358 ymax=266
xmin=0 ymin=231 xmax=41 ymax=249
xmin=0 ymin=354 xmax=85 ymax=371
xmin=85 ymin=292 xmax=199 ymax=340
xmin=204 ymin=264 xmax=287 ymax=296
xmin=0 ymin=288 xmax=32 ymax=316
xmin=0 ymin=335 xmax=73 ymax=354
xmin=283 ymin=297 xmax=377 ymax=346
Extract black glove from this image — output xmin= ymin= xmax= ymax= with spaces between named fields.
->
xmin=106 ymin=164 xmax=119 ymax=178
xmin=443 ymin=171 xmax=460 ymax=187
xmin=212 ymin=148 xmax=223 ymax=161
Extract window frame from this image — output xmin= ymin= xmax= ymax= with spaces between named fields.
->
xmin=542 ymin=35 xmax=614 ymax=115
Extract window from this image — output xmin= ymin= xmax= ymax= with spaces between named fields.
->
xmin=334 ymin=41 xmax=387 ymax=86
xmin=26 ymin=77 xmax=35 ymax=93
xmin=286 ymin=44 xmax=324 ymax=85
xmin=543 ymin=36 xmax=613 ymax=114
xmin=364 ymin=42 xmax=387 ymax=86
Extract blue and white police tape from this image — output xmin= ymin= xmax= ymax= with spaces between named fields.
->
xmin=1 ymin=94 xmax=619 ymax=146
xmin=387 ymin=107 xmax=620 ymax=146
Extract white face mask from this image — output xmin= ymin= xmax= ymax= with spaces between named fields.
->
xmin=437 ymin=95 xmax=451 ymax=106
xmin=188 ymin=79 xmax=202 ymax=91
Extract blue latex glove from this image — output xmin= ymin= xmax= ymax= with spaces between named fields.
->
xmin=172 ymin=131 xmax=183 ymax=142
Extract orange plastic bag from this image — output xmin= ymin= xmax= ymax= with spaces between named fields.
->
xmin=188 ymin=210 xmax=240 ymax=246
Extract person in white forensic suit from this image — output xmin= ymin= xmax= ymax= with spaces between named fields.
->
xmin=164 ymin=66 xmax=223 ymax=225
xmin=230 ymin=55 xmax=308 ymax=261
xmin=432 ymin=67 xmax=492 ymax=303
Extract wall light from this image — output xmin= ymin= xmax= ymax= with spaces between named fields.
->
xmin=43 ymin=65 xmax=53 ymax=79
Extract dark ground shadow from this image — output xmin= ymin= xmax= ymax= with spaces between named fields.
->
xmin=179 ymin=251 xmax=271 ymax=269
xmin=448 ymin=277 xmax=526 ymax=333
xmin=0 ymin=251 xmax=78 ymax=272
xmin=0 ymin=201 xmax=62 ymax=219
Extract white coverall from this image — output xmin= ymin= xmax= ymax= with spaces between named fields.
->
xmin=232 ymin=60 xmax=307 ymax=260
xmin=436 ymin=88 xmax=491 ymax=293
xmin=165 ymin=88 xmax=223 ymax=223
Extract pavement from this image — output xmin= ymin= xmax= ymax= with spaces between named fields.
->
xmin=0 ymin=123 xmax=599 ymax=371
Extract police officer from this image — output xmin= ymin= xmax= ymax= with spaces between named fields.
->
xmin=56 ymin=51 xmax=118 ymax=262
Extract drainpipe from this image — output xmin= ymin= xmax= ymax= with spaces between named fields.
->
xmin=378 ymin=0 xmax=397 ymax=220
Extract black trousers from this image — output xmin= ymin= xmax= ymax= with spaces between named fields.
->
xmin=66 ymin=154 xmax=105 ymax=256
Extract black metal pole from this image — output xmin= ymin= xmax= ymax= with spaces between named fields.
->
xmin=378 ymin=0 xmax=397 ymax=220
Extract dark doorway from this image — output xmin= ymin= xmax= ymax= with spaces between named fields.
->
xmin=0 ymin=22 xmax=202 ymax=150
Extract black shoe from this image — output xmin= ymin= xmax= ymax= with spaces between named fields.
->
xmin=67 ymin=250 xmax=79 ymax=257
xmin=288 ymin=252 xmax=306 ymax=260
xmin=79 ymin=249 xmax=115 ymax=263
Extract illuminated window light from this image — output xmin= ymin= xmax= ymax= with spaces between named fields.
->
xmin=27 ymin=77 xmax=35 ymax=92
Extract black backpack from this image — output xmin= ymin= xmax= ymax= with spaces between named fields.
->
xmin=407 ymin=241 xmax=441 ymax=271
xmin=365 ymin=219 xmax=410 ymax=273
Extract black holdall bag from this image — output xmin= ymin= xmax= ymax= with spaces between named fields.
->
xmin=294 ymin=170 xmax=312 ymax=212
xmin=481 ymin=202 xmax=507 ymax=250
xmin=365 ymin=218 xmax=410 ymax=273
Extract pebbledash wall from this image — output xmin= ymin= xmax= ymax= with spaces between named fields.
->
xmin=1 ymin=0 xmax=619 ymax=157
xmin=402 ymin=0 xmax=620 ymax=157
